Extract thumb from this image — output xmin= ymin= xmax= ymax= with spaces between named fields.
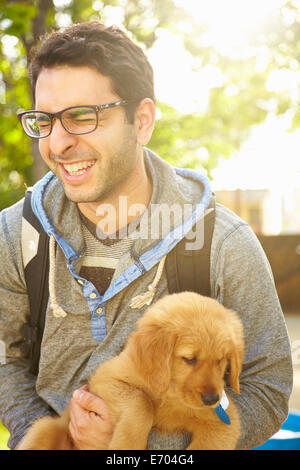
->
xmin=73 ymin=388 xmax=110 ymax=420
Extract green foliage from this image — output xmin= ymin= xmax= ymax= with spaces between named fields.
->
xmin=0 ymin=2 xmax=35 ymax=210
xmin=0 ymin=1 xmax=38 ymax=36
xmin=150 ymin=55 xmax=274 ymax=176
xmin=1 ymin=0 xmax=300 ymax=209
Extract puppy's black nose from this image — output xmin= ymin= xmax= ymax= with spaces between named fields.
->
xmin=201 ymin=393 xmax=220 ymax=406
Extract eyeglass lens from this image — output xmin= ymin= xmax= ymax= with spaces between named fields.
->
xmin=22 ymin=107 xmax=98 ymax=137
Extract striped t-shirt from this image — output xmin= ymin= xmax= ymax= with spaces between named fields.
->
xmin=79 ymin=212 xmax=142 ymax=296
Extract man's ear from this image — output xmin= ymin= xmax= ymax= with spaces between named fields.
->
xmin=134 ymin=98 xmax=156 ymax=146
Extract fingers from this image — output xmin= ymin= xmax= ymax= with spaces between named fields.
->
xmin=68 ymin=387 xmax=114 ymax=450
xmin=72 ymin=388 xmax=111 ymax=420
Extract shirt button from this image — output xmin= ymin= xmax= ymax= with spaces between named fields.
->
xmin=89 ymin=292 xmax=97 ymax=299
xmin=77 ymin=279 xmax=84 ymax=285
xmin=96 ymin=307 xmax=103 ymax=315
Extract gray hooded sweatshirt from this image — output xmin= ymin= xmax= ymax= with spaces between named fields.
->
xmin=0 ymin=148 xmax=293 ymax=449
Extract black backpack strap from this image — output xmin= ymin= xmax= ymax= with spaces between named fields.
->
xmin=165 ymin=195 xmax=216 ymax=297
xmin=21 ymin=189 xmax=49 ymax=375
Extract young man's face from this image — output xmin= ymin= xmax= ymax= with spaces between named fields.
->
xmin=35 ymin=65 xmax=141 ymax=203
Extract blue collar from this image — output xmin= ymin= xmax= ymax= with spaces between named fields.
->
xmin=214 ymin=404 xmax=231 ymax=425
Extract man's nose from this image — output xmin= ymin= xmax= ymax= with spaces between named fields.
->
xmin=48 ymin=118 xmax=77 ymax=156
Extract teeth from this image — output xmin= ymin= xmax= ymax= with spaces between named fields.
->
xmin=63 ymin=160 xmax=95 ymax=176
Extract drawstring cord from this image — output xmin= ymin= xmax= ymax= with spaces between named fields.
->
xmin=49 ymin=234 xmax=166 ymax=316
xmin=49 ymin=235 xmax=67 ymax=318
xmin=129 ymin=255 xmax=167 ymax=309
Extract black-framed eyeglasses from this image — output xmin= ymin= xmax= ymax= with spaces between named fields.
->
xmin=17 ymin=100 xmax=128 ymax=139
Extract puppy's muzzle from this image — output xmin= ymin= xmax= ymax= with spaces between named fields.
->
xmin=201 ymin=393 xmax=220 ymax=406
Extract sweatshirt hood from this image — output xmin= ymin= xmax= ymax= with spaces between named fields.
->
xmin=30 ymin=148 xmax=212 ymax=314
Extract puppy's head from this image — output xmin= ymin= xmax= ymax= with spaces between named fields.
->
xmin=171 ymin=293 xmax=244 ymax=409
xmin=127 ymin=292 xmax=244 ymax=405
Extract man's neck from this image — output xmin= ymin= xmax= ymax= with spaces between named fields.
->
xmin=77 ymin=163 xmax=152 ymax=235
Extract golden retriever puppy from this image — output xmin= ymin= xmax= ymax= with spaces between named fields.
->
xmin=18 ymin=292 xmax=244 ymax=450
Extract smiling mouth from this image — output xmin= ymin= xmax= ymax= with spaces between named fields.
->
xmin=61 ymin=160 xmax=96 ymax=176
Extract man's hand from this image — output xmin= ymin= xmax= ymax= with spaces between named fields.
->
xmin=69 ymin=385 xmax=114 ymax=450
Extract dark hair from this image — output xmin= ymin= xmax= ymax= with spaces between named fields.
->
xmin=29 ymin=22 xmax=155 ymax=123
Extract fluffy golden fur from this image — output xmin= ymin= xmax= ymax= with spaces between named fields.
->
xmin=18 ymin=292 xmax=244 ymax=450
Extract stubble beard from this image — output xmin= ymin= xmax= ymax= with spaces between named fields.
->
xmin=56 ymin=138 xmax=140 ymax=204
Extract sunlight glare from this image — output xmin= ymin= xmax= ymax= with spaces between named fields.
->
xmin=211 ymin=112 xmax=300 ymax=192
xmin=148 ymin=29 xmax=224 ymax=113
xmin=175 ymin=0 xmax=288 ymax=56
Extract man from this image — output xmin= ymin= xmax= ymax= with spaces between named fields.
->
xmin=0 ymin=21 xmax=293 ymax=450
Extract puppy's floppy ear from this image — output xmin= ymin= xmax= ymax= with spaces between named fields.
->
xmin=128 ymin=317 xmax=177 ymax=396
xmin=228 ymin=346 xmax=243 ymax=394
xmin=228 ymin=316 xmax=244 ymax=394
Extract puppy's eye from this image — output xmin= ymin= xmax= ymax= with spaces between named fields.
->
xmin=182 ymin=356 xmax=197 ymax=365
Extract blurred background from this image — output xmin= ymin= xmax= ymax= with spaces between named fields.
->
xmin=1 ymin=0 xmax=300 ymax=449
